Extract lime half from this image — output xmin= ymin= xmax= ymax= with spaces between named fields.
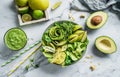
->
xmin=22 ymin=14 xmax=32 ymax=22
xmin=18 ymin=6 xmax=29 ymax=14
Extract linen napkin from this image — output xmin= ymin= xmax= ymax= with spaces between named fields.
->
xmin=112 ymin=2 xmax=120 ymax=12
xmin=70 ymin=0 xmax=119 ymax=11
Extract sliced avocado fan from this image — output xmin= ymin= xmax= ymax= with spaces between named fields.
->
xmin=95 ymin=36 xmax=117 ymax=54
xmin=87 ymin=11 xmax=108 ymax=29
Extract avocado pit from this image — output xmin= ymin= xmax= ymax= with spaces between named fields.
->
xmin=91 ymin=15 xmax=102 ymax=25
xmin=100 ymin=39 xmax=111 ymax=50
xmin=100 ymin=39 xmax=111 ymax=48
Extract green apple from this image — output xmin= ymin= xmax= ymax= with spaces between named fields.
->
xmin=15 ymin=0 xmax=28 ymax=7
xmin=28 ymin=0 xmax=49 ymax=10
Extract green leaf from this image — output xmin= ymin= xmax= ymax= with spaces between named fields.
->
xmin=25 ymin=65 xmax=30 ymax=71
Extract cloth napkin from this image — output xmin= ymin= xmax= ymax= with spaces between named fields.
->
xmin=112 ymin=2 xmax=120 ymax=12
xmin=70 ymin=0 xmax=120 ymax=11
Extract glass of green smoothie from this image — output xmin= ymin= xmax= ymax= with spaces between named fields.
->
xmin=4 ymin=28 xmax=27 ymax=51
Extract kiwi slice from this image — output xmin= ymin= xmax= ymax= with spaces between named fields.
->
xmin=21 ymin=14 xmax=32 ymax=22
xmin=18 ymin=6 xmax=29 ymax=14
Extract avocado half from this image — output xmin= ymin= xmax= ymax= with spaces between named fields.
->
xmin=95 ymin=36 xmax=117 ymax=54
xmin=87 ymin=11 xmax=108 ymax=29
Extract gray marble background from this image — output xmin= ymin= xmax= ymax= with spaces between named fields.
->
xmin=0 ymin=0 xmax=120 ymax=77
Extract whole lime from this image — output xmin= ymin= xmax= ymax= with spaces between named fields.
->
xmin=15 ymin=0 xmax=28 ymax=7
xmin=32 ymin=10 xmax=44 ymax=19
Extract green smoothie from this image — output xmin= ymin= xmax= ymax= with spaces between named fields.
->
xmin=4 ymin=28 xmax=27 ymax=51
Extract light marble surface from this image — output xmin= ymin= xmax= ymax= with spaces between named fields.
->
xmin=0 ymin=0 xmax=120 ymax=77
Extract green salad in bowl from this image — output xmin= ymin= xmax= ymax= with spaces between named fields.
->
xmin=41 ymin=21 xmax=89 ymax=66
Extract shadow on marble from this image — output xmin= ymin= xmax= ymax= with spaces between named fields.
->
xmin=39 ymin=63 xmax=74 ymax=76
xmin=19 ymin=20 xmax=48 ymax=29
xmin=33 ymin=51 xmax=49 ymax=66
xmin=109 ymin=7 xmax=120 ymax=20
xmin=9 ymin=1 xmax=17 ymax=13
xmin=40 ymin=64 xmax=62 ymax=73
xmin=91 ymin=44 xmax=109 ymax=58
xmin=85 ymin=25 xmax=98 ymax=35
xmin=8 ymin=0 xmax=20 ymax=26
xmin=0 ymin=43 xmax=17 ymax=60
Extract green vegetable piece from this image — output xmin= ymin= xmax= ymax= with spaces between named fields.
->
xmin=73 ymin=42 xmax=78 ymax=48
xmin=49 ymin=26 xmax=64 ymax=40
xmin=60 ymin=22 xmax=74 ymax=36
xmin=41 ymin=41 xmax=46 ymax=45
xmin=69 ymin=52 xmax=78 ymax=61
xmin=25 ymin=65 xmax=30 ymax=71
xmin=43 ymin=52 xmax=53 ymax=58
xmin=61 ymin=44 xmax=67 ymax=51
xmin=74 ymin=30 xmax=84 ymax=35
xmin=56 ymin=40 xmax=67 ymax=46
xmin=85 ymin=39 xmax=89 ymax=45
xmin=30 ymin=58 xmax=34 ymax=62
xmin=42 ymin=46 xmax=55 ymax=53
xmin=68 ymin=34 xmax=78 ymax=43
xmin=73 ymin=25 xmax=82 ymax=32
xmin=48 ymin=58 xmax=53 ymax=63
xmin=65 ymin=52 xmax=72 ymax=65
xmin=81 ymin=31 xmax=87 ymax=42
xmin=72 ymin=50 xmax=81 ymax=59
xmin=67 ymin=44 xmax=74 ymax=52
xmin=44 ymin=34 xmax=52 ymax=44
xmin=49 ymin=43 xmax=55 ymax=49
xmin=72 ymin=42 xmax=86 ymax=59
xmin=77 ymin=33 xmax=84 ymax=41
xmin=52 ymin=41 xmax=59 ymax=45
